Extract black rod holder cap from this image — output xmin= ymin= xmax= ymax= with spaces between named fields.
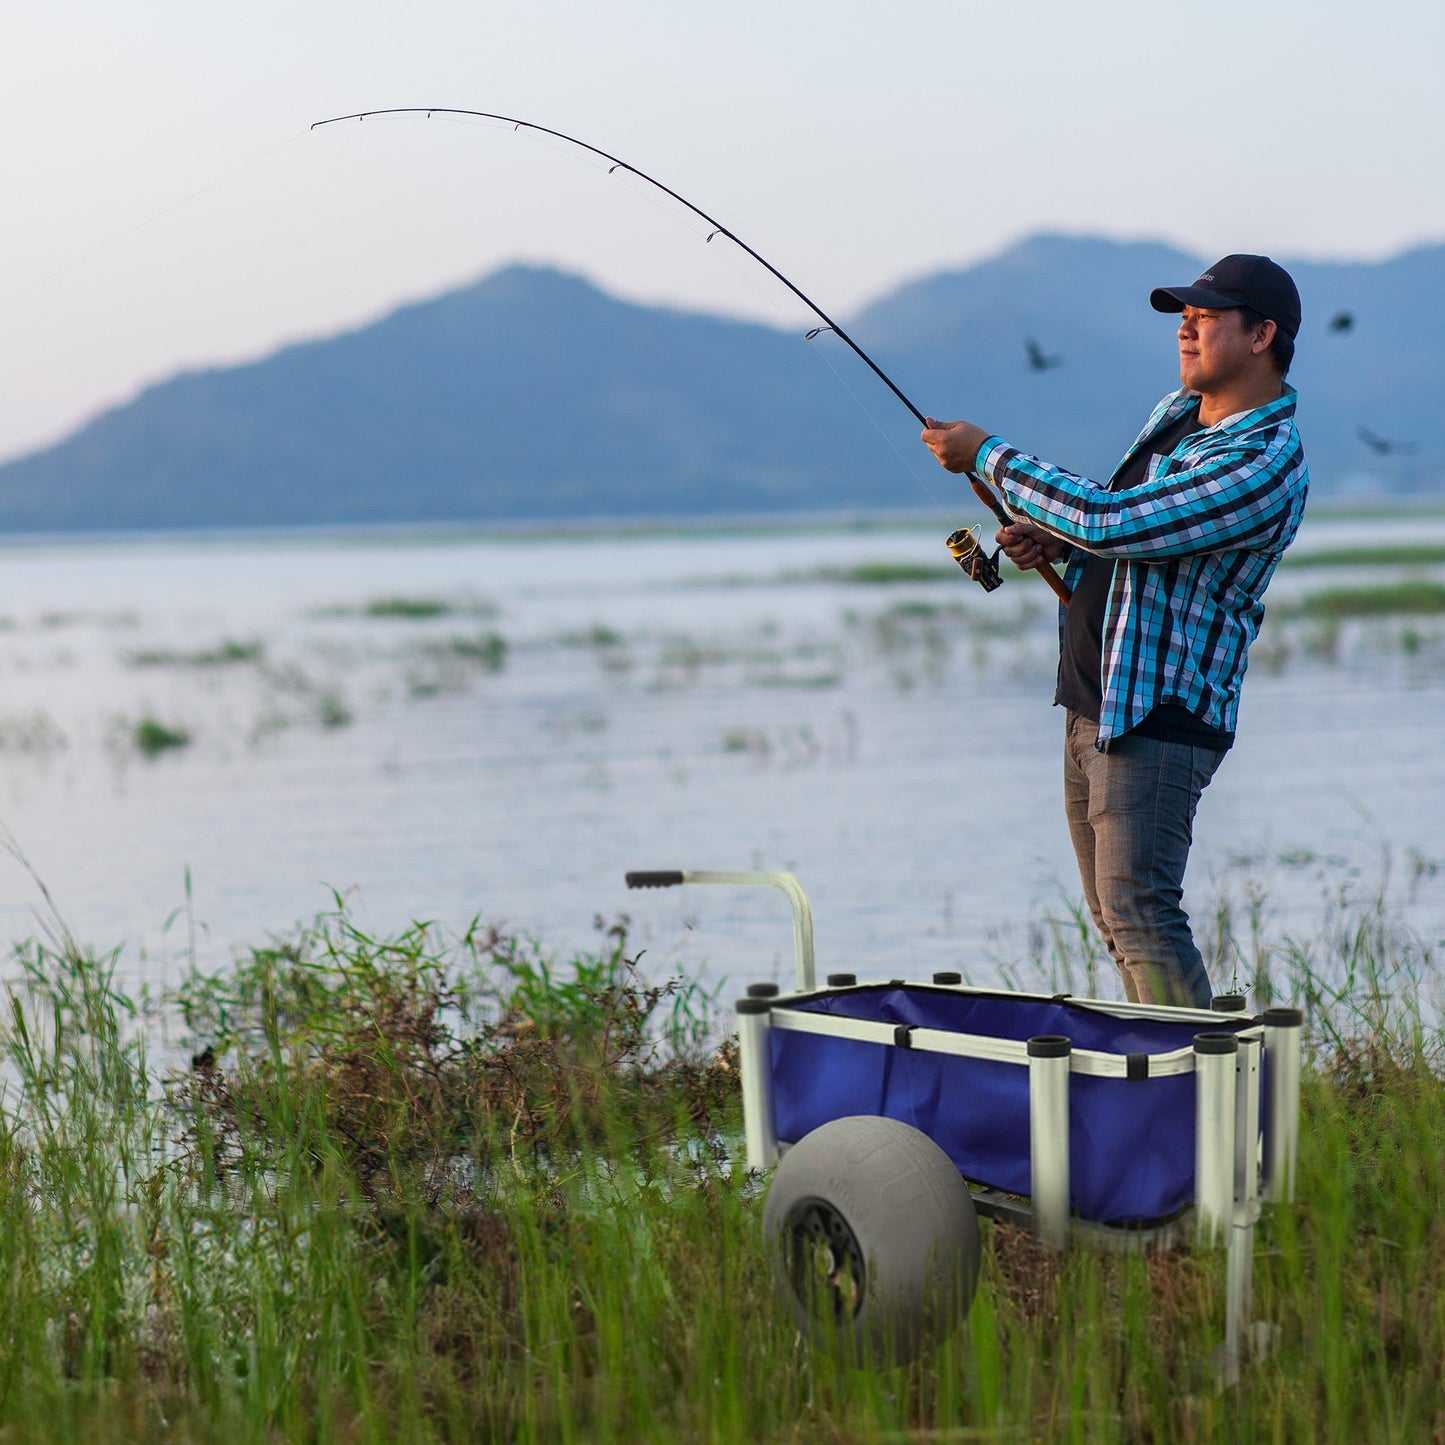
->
xmin=1027 ymin=1035 xmax=1072 ymax=1058
xmin=1261 ymin=1006 xmax=1304 ymax=1028
xmin=1193 ymin=1031 xmax=1240 ymax=1054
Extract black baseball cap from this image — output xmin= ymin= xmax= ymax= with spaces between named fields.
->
xmin=1150 ymin=254 xmax=1301 ymax=340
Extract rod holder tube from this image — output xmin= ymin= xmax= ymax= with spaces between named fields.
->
xmin=1194 ymin=1032 xmax=1239 ymax=1245
xmin=735 ymin=998 xmax=778 ymax=1170
xmin=1262 ymin=1007 xmax=1303 ymax=1204
xmin=1028 ymin=1035 xmax=1072 ymax=1250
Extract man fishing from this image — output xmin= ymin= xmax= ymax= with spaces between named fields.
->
xmin=921 ymin=254 xmax=1308 ymax=1009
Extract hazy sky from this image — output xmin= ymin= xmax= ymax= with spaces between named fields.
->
xmin=1 ymin=0 xmax=1440 ymax=463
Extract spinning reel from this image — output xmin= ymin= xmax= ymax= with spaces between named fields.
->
xmin=944 ymin=525 xmax=1004 ymax=592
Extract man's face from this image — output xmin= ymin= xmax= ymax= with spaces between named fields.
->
xmin=1176 ymin=306 xmax=1269 ymax=394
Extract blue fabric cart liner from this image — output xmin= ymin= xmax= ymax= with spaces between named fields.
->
xmin=768 ymin=985 xmax=1254 ymax=1226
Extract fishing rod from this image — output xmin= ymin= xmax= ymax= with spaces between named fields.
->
xmin=310 ymin=107 xmax=1071 ymax=605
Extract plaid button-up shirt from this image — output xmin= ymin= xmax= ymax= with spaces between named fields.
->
xmin=976 ymin=384 xmax=1308 ymax=747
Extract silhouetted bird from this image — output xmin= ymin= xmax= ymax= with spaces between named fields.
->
xmin=1025 ymin=338 xmax=1063 ymax=372
xmin=1357 ymin=425 xmax=1416 ymax=456
xmin=1329 ymin=312 xmax=1354 ymax=333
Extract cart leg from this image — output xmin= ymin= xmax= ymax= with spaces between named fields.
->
xmin=1221 ymin=1213 xmax=1252 ymax=1385
xmin=1219 ymin=1030 xmax=1273 ymax=1386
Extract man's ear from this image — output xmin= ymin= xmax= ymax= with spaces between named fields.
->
xmin=1251 ymin=318 xmax=1278 ymax=356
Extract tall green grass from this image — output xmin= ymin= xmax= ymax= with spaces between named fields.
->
xmin=0 ymin=890 xmax=1443 ymax=1440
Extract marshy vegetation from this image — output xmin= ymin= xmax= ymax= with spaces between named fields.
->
xmin=124 ymin=638 xmax=266 ymax=669
xmin=314 ymin=595 xmax=501 ymax=622
xmin=131 ymin=716 xmax=192 ymax=757
xmin=0 ymin=710 xmax=69 ymax=755
xmin=1277 ymin=578 xmax=1445 ymax=620
xmin=0 ymin=880 xmax=1443 ymax=1441
xmin=7 ymin=524 xmax=1444 ymax=766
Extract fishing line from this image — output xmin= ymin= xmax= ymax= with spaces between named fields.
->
xmin=0 ymin=131 xmax=310 ymax=315
xmin=802 ymin=339 xmax=955 ymax=520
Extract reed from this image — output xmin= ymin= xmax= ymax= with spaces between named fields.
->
xmin=1278 ymin=579 xmax=1445 ymax=619
xmin=124 ymin=639 xmax=265 ymax=668
xmin=0 ymin=888 xmax=1442 ymax=1440
xmin=131 ymin=717 xmax=191 ymax=756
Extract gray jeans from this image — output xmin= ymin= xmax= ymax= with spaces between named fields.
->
xmin=1063 ymin=710 xmax=1224 ymax=1009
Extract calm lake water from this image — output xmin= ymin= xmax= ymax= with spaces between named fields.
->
xmin=0 ymin=511 xmax=1440 ymax=1004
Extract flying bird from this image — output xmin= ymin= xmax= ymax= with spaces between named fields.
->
xmin=1025 ymin=338 xmax=1063 ymax=372
xmin=1329 ymin=311 xmax=1354 ymax=333
xmin=1357 ymin=425 xmax=1416 ymax=456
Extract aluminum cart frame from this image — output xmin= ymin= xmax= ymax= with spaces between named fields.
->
xmin=626 ymin=868 xmax=1303 ymax=1379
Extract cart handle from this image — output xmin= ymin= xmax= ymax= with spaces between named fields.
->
xmin=625 ymin=869 xmax=816 ymax=991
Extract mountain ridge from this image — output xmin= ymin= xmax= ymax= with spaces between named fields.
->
xmin=0 ymin=233 xmax=1438 ymax=534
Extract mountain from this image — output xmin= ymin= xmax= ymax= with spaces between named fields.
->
xmin=0 ymin=268 xmax=883 ymax=532
xmin=0 ymin=234 xmax=1438 ymax=534
xmin=854 ymin=233 xmax=1444 ymax=497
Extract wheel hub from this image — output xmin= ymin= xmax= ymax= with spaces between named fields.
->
xmin=784 ymin=1198 xmax=866 ymax=1322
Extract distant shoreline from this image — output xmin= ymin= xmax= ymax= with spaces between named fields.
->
xmin=0 ymin=498 xmax=1440 ymax=554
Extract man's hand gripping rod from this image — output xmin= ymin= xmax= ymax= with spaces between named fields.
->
xmin=950 ymin=476 xmax=1073 ymax=606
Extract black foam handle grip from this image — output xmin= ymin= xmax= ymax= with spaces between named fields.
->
xmin=625 ymin=870 xmax=685 ymax=889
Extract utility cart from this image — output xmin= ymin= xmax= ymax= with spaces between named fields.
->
xmin=625 ymin=868 xmax=1303 ymax=1378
